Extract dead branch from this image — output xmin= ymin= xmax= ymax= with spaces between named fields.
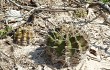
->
xmin=9 ymin=0 xmax=33 ymax=10
xmin=9 ymin=0 xmax=83 ymax=12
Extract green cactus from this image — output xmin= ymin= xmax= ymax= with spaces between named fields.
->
xmin=69 ymin=36 xmax=79 ymax=55
xmin=5 ymin=25 xmax=12 ymax=32
xmin=0 ymin=25 xmax=12 ymax=39
xmin=46 ymin=26 xmax=88 ymax=57
xmin=46 ymin=25 xmax=89 ymax=67
xmin=76 ymin=35 xmax=88 ymax=52
xmin=47 ymin=30 xmax=66 ymax=56
xmin=0 ymin=30 xmax=7 ymax=38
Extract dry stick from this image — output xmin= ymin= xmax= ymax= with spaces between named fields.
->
xmin=7 ymin=1 xmax=48 ymax=29
xmin=9 ymin=0 xmax=86 ymax=26
xmin=9 ymin=0 xmax=33 ymax=10
xmin=9 ymin=0 xmax=109 ymax=23
xmin=9 ymin=0 xmax=81 ymax=12
xmin=9 ymin=0 xmax=84 ymax=31
xmin=24 ymin=5 xmax=48 ymax=16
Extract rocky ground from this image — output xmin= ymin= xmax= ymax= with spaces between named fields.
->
xmin=0 ymin=0 xmax=110 ymax=70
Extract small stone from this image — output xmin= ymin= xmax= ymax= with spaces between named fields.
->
xmin=37 ymin=65 xmax=43 ymax=70
xmin=43 ymin=65 xmax=53 ymax=70
xmin=6 ymin=10 xmax=23 ymax=22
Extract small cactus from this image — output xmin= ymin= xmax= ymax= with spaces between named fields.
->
xmin=47 ymin=30 xmax=66 ymax=56
xmin=46 ymin=24 xmax=88 ymax=67
xmin=13 ymin=25 xmax=34 ymax=46
xmin=0 ymin=25 xmax=12 ymax=39
xmin=73 ymin=8 xmax=87 ymax=18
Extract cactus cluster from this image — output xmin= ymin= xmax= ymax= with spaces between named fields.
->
xmin=73 ymin=8 xmax=87 ymax=18
xmin=46 ymin=24 xmax=88 ymax=66
xmin=13 ymin=25 xmax=34 ymax=46
xmin=0 ymin=25 xmax=12 ymax=39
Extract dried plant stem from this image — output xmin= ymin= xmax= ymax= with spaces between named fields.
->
xmin=9 ymin=0 xmax=82 ymax=12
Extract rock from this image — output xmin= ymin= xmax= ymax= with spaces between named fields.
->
xmin=86 ymin=8 xmax=104 ymax=23
xmin=37 ymin=65 xmax=43 ymax=70
xmin=107 ymin=15 xmax=110 ymax=23
xmin=43 ymin=65 xmax=53 ymax=70
xmin=5 ymin=10 xmax=23 ymax=22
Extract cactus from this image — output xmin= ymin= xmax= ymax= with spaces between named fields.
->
xmin=73 ymin=8 xmax=87 ymax=18
xmin=46 ymin=24 xmax=88 ymax=66
xmin=13 ymin=25 xmax=34 ymax=46
xmin=47 ymin=30 xmax=66 ymax=56
xmin=0 ymin=25 xmax=12 ymax=39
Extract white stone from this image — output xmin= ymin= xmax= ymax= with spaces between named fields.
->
xmin=107 ymin=15 xmax=110 ymax=22
xmin=6 ymin=10 xmax=23 ymax=22
xmin=43 ymin=65 xmax=53 ymax=70
xmin=37 ymin=65 xmax=43 ymax=70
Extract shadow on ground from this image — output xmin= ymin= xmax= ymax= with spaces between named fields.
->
xmin=29 ymin=46 xmax=65 ymax=69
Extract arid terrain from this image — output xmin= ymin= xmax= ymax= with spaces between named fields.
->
xmin=0 ymin=0 xmax=110 ymax=70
